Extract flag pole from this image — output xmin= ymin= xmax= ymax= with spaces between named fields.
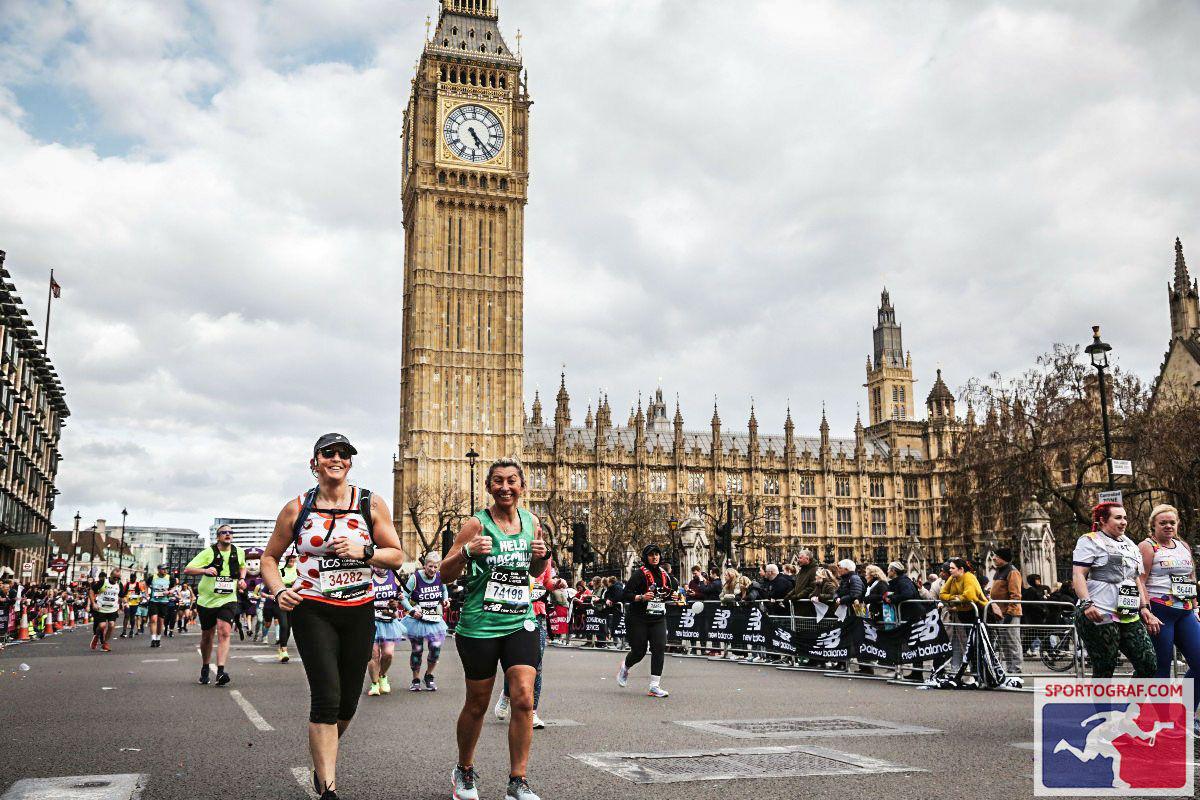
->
xmin=43 ymin=268 xmax=54 ymax=354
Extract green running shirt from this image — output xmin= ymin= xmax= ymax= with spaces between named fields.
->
xmin=185 ymin=545 xmax=245 ymax=609
xmin=454 ymin=508 xmax=535 ymax=639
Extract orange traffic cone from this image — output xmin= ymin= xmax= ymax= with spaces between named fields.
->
xmin=16 ymin=607 xmax=29 ymax=641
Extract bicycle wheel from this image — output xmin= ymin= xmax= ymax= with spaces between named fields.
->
xmin=1040 ymin=630 xmax=1078 ymax=673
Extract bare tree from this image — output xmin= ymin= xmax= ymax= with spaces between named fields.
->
xmin=687 ymin=494 xmax=767 ymax=566
xmin=589 ymin=490 xmax=665 ymax=566
xmin=404 ymin=482 xmax=469 ymax=556
xmin=946 ymin=344 xmax=1149 ymax=557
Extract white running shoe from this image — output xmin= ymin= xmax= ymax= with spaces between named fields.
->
xmin=616 ymin=664 xmax=629 ymax=687
xmin=506 ymin=776 xmax=541 ymax=800
xmin=648 ymin=685 xmax=669 ymax=698
xmin=494 ymin=694 xmax=510 ymax=720
xmin=452 ymin=766 xmax=479 ymax=800
xmin=531 ymin=712 xmax=545 ymax=729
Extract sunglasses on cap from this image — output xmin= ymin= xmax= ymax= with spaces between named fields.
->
xmin=318 ymin=447 xmax=353 ymax=460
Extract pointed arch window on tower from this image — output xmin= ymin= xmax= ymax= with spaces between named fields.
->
xmin=869 ymin=476 xmax=885 ymax=497
xmin=763 ymin=475 xmax=779 ymax=495
xmin=871 ymin=508 xmax=887 ymax=537
xmin=611 ymin=470 xmax=629 ymax=492
xmin=835 ymin=475 xmax=851 ymax=497
xmin=836 ymin=507 xmax=853 ymax=536
xmin=797 ymin=474 xmax=815 ymax=496
xmin=687 ymin=472 xmax=705 ymax=493
xmin=649 ymin=471 xmax=668 ymax=493
xmin=726 ymin=473 xmax=744 ymax=494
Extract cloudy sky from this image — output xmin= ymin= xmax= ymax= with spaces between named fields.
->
xmin=0 ymin=0 xmax=1197 ymax=538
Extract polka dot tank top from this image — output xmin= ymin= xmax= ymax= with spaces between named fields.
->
xmin=293 ymin=485 xmax=376 ymax=607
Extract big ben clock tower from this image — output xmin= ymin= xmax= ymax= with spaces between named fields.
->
xmin=395 ymin=0 xmax=530 ymax=553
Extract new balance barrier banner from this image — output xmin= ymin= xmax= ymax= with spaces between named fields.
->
xmin=855 ymin=605 xmax=952 ymax=664
xmin=795 ymin=615 xmax=855 ymax=661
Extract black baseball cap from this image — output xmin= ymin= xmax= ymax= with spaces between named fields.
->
xmin=314 ymin=432 xmax=357 ymax=456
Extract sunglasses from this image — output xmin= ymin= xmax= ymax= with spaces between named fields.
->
xmin=319 ymin=447 xmax=353 ymax=460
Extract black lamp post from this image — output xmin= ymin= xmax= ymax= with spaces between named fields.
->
xmin=1084 ymin=325 xmax=1116 ymax=491
xmin=68 ymin=511 xmax=80 ymax=585
xmin=668 ymin=516 xmax=680 ymax=570
xmin=465 ymin=447 xmax=479 ymax=513
xmin=120 ymin=507 xmax=128 ymax=572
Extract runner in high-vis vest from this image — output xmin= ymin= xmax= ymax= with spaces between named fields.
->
xmin=184 ymin=525 xmax=247 ymax=686
xmin=262 ymin=552 xmax=298 ymax=662
xmin=401 ymin=552 xmax=449 ymax=692
xmin=441 ymin=457 xmax=549 ymax=800
xmin=260 ymin=433 xmax=407 ymax=800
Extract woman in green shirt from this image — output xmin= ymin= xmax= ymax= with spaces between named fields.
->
xmin=440 ymin=457 xmax=549 ymax=800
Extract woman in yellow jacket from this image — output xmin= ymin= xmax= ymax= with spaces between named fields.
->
xmin=939 ymin=558 xmax=987 ymax=678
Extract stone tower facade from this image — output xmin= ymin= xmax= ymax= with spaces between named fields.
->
xmin=394 ymin=0 xmax=530 ymax=552
xmin=1169 ymin=237 xmax=1200 ymax=341
xmin=1154 ymin=237 xmax=1200 ymax=404
xmin=865 ymin=289 xmax=915 ymax=424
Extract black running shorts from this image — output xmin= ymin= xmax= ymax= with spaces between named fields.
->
xmin=197 ymin=603 xmax=238 ymax=631
xmin=147 ymin=601 xmax=170 ymax=617
xmin=455 ymin=626 xmax=540 ymax=681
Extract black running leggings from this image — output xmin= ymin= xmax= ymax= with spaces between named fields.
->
xmin=624 ymin=615 xmax=666 ymax=676
xmin=290 ymin=600 xmax=375 ymax=725
xmin=264 ymin=603 xmax=291 ymax=648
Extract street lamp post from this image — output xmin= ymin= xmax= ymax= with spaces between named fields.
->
xmin=466 ymin=447 xmax=479 ymax=513
xmin=120 ymin=507 xmax=129 ymax=572
xmin=1084 ymin=325 xmax=1116 ymax=491
xmin=68 ymin=511 xmax=80 ymax=584
xmin=668 ymin=517 xmax=680 ymax=572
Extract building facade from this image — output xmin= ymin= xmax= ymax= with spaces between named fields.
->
xmin=523 ymin=293 xmax=963 ymax=569
xmin=0 ymin=251 xmax=69 ymax=576
xmin=209 ymin=518 xmax=274 ymax=552
xmin=393 ymin=0 xmax=530 ymax=546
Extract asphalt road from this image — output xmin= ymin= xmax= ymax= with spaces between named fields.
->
xmin=0 ymin=625 xmax=1180 ymax=799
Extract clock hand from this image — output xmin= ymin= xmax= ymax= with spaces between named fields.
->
xmin=469 ymin=128 xmax=486 ymax=150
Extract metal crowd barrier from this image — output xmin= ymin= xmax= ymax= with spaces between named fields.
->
xmin=981 ymin=598 xmax=1081 ymax=680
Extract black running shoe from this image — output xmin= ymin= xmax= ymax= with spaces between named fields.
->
xmin=216 ymin=670 xmax=230 ymax=686
xmin=199 ymin=665 xmax=210 ymax=685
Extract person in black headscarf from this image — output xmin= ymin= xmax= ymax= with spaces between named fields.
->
xmin=615 ymin=544 xmax=675 ymax=697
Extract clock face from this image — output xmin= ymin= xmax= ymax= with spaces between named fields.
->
xmin=443 ymin=104 xmax=504 ymax=163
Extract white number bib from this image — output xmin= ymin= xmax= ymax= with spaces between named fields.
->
xmin=213 ymin=576 xmax=235 ymax=595
xmin=646 ymin=600 xmax=666 ymax=616
xmin=319 ymin=558 xmax=371 ymax=601
xmin=483 ymin=570 xmax=530 ymax=615
xmin=1170 ymin=574 xmax=1197 ymax=599
xmin=1116 ymin=584 xmax=1140 ymax=611
xmin=419 ymin=601 xmax=444 ymax=620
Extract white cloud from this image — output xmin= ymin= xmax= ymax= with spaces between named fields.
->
xmin=0 ymin=0 xmax=1197 ymax=536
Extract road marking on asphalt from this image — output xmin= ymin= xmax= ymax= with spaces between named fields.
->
xmin=229 ymin=689 xmax=274 ymax=731
xmin=290 ymin=767 xmax=318 ymax=799
xmin=140 ymin=658 xmax=178 ymax=663
xmin=0 ymin=773 xmax=147 ymax=799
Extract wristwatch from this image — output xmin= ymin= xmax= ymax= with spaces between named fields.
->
xmin=362 ymin=544 xmax=375 ymax=563
xmin=1077 ymin=598 xmax=1094 ymax=610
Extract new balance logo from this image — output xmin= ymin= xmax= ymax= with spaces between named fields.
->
xmin=907 ymin=608 xmax=941 ymax=647
xmin=816 ymin=628 xmax=842 ymax=649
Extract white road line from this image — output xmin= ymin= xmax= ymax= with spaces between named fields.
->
xmin=229 ymin=689 xmax=274 ymax=732
xmin=140 ymin=658 xmax=178 ymax=663
xmin=0 ymin=773 xmax=147 ymax=799
xmin=290 ymin=767 xmax=319 ymax=800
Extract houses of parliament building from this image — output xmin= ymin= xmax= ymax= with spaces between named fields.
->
xmin=394 ymin=0 xmax=963 ymax=566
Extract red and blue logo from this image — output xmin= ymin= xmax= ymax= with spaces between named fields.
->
xmin=1035 ymin=679 xmax=1194 ymax=796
